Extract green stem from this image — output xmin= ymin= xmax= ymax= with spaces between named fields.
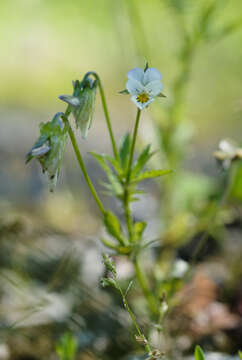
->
xmin=134 ymin=257 xmax=158 ymax=318
xmin=84 ymin=71 xmax=119 ymax=160
xmin=124 ymin=108 xmax=141 ymax=241
xmin=124 ymin=189 xmax=133 ymax=241
xmin=62 ymin=110 xmax=105 ymax=215
xmin=117 ymin=283 xmax=151 ymax=354
xmin=127 ymin=108 xmax=141 ymax=181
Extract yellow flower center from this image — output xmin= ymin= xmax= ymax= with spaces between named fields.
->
xmin=136 ymin=92 xmax=149 ymax=104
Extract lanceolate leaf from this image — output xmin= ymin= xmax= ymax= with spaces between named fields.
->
xmin=90 ymin=152 xmax=123 ymax=197
xmin=194 ymin=346 xmax=205 ymax=360
xmin=131 ymin=144 xmax=155 ymax=177
xmin=119 ymin=89 xmax=129 ymax=94
xmin=104 ymin=211 xmax=127 ymax=245
xmin=131 ymin=169 xmax=172 ymax=183
xmin=119 ymin=133 xmax=131 ymax=171
xmin=101 ymin=238 xmax=131 ymax=254
xmin=134 ymin=221 xmax=147 ymax=241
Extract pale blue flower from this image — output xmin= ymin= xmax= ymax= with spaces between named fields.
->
xmin=126 ymin=67 xmax=163 ymax=110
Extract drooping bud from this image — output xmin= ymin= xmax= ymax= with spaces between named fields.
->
xmin=26 ymin=112 xmax=67 ymax=191
xmin=59 ymin=77 xmax=97 ymax=139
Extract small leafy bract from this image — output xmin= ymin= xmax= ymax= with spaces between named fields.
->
xmin=119 ymin=133 xmax=131 ymax=171
xmin=131 ymin=169 xmax=173 ymax=183
xmin=56 ymin=332 xmax=78 ymax=360
xmin=194 ymin=345 xmax=205 ymax=360
xmin=104 ymin=211 xmax=127 ymax=245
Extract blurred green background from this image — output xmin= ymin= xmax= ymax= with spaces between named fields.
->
xmin=1 ymin=0 xmax=242 ymax=202
xmin=0 ymin=1 xmax=242 ymax=359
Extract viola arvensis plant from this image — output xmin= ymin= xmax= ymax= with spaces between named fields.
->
xmin=126 ymin=66 xmax=164 ymax=109
xmin=26 ymin=66 xmax=171 ymax=357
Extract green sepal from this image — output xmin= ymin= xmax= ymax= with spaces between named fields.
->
xmin=119 ymin=89 xmax=129 ymax=95
xmin=131 ymin=169 xmax=173 ymax=183
xmin=157 ymin=92 xmax=166 ymax=98
xmin=58 ymin=95 xmax=80 ymax=107
xmin=194 ymin=346 xmax=205 ymax=360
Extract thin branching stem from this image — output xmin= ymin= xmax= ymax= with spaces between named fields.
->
xmin=84 ymin=71 xmax=119 ymax=160
xmin=127 ymin=108 xmax=141 ymax=182
xmin=116 ymin=279 xmax=152 ymax=354
xmin=123 ymin=109 xmax=141 ymax=241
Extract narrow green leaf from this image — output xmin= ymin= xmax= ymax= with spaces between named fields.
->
xmin=131 ymin=144 xmax=154 ymax=177
xmin=104 ymin=211 xmax=127 ymax=245
xmin=131 ymin=169 xmax=172 ymax=183
xmin=103 ymin=154 xmax=123 ymax=177
xmin=213 ymin=19 xmax=242 ymax=41
xmin=194 ymin=345 xmax=205 ymax=360
xmin=134 ymin=221 xmax=147 ymax=241
xmin=130 ymin=197 xmax=140 ymax=202
xmin=56 ymin=332 xmax=78 ymax=360
xmin=119 ymin=133 xmax=131 ymax=171
xmin=125 ymin=280 xmax=133 ymax=296
xmin=90 ymin=152 xmax=123 ymax=197
xmin=238 ymin=350 xmax=242 ymax=359
xmin=101 ymin=238 xmax=131 ymax=254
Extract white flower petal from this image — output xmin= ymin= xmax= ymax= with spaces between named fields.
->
xmin=126 ymin=79 xmax=144 ymax=96
xmin=127 ymin=67 xmax=144 ymax=82
xmin=143 ymin=68 xmax=162 ymax=85
xmin=145 ymin=80 xmax=163 ymax=97
xmin=131 ymin=95 xmax=154 ymax=110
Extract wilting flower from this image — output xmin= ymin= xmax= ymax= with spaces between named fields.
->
xmin=26 ymin=112 xmax=67 ymax=191
xmin=214 ymin=138 xmax=242 ymax=169
xmin=59 ymin=77 xmax=97 ymax=139
xmin=125 ymin=66 xmax=164 ymax=110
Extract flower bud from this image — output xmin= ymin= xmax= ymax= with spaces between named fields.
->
xmin=59 ymin=77 xmax=97 ymax=139
xmin=102 ymin=253 xmax=117 ymax=276
xmin=100 ymin=277 xmax=118 ymax=289
xmin=26 ymin=112 xmax=67 ymax=191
